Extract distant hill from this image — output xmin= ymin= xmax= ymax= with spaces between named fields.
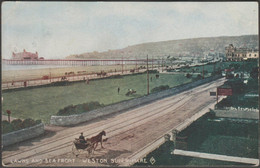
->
xmin=66 ymin=35 xmax=259 ymax=60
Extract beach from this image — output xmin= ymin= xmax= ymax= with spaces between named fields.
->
xmin=2 ymin=65 xmax=138 ymax=82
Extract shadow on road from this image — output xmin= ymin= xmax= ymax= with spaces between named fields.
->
xmin=2 ymin=128 xmax=57 ymax=152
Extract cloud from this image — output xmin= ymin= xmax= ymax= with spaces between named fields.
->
xmin=2 ymin=2 xmax=258 ymax=59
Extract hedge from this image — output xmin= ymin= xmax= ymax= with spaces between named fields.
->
xmin=57 ymin=101 xmax=104 ymax=116
xmin=2 ymin=118 xmax=42 ymax=134
xmin=151 ymin=85 xmax=170 ymax=93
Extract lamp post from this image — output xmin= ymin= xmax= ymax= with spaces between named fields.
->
xmin=202 ymin=62 xmax=204 ymax=79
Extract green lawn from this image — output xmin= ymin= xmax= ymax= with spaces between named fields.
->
xmin=2 ymin=73 xmax=192 ymax=123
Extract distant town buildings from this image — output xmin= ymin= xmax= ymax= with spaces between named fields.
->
xmin=225 ymin=44 xmax=259 ymax=61
xmin=12 ymin=49 xmax=43 ymax=60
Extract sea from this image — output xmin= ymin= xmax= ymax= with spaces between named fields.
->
xmin=2 ymin=64 xmax=75 ymax=71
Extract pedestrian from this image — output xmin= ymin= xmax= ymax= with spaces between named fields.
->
xmin=150 ymin=76 xmax=152 ymax=82
xmin=118 ymin=87 xmax=120 ymax=94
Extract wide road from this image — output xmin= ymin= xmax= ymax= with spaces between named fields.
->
xmin=2 ymin=78 xmax=226 ymax=167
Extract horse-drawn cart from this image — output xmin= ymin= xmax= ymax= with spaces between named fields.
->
xmin=72 ymin=139 xmax=94 ymax=156
xmin=72 ymin=131 xmax=107 ymax=157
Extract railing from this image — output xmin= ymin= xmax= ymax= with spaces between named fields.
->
xmin=2 ymin=68 xmax=147 ymax=90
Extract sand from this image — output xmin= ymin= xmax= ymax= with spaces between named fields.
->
xmin=2 ymin=65 xmax=138 ymax=82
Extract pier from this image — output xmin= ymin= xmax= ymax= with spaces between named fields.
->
xmin=2 ymin=58 xmax=156 ymax=66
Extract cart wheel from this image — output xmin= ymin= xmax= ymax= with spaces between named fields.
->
xmin=72 ymin=144 xmax=80 ymax=157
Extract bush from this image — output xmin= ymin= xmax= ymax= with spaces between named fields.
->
xmin=21 ymin=118 xmax=36 ymax=128
xmin=11 ymin=119 xmax=23 ymax=131
xmin=151 ymin=85 xmax=170 ymax=93
xmin=144 ymin=70 xmax=159 ymax=73
xmin=2 ymin=120 xmax=14 ymax=134
xmin=35 ymin=119 xmax=42 ymax=125
xmin=57 ymin=101 xmax=104 ymax=116
xmin=2 ymin=118 xmax=41 ymax=134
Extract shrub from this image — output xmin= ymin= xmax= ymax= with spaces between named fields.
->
xmin=21 ymin=118 xmax=36 ymax=129
xmin=2 ymin=118 xmax=41 ymax=134
xmin=57 ymin=101 xmax=104 ymax=116
xmin=35 ymin=119 xmax=42 ymax=125
xmin=192 ymin=74 xmax=202 ymax=81
xmin=151 ymin=85 xmax=170 ymax=93
xmin=2 ymin=120 xmax=14 ymax=134
xmin=144 ymin=70 xmax=159 ymax=73
xmin=11 ymin=119 xmax=23 ymax=131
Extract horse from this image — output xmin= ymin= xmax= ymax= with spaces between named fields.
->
xmin=86 ymin=131 xmax=106 ymax=150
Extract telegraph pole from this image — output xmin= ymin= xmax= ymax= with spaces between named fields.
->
xmin=49 ymin=71 xmax=51 ymax=82
xmin=147 ymin=55 xmax=149 ymax=95
xmin=152 ymin=56 xmax=154 ymax=70
xmin=202 ymin=63 xmax=204 ymax=79
xmin=243 ymin=58 xmax=245 ymax=78
xmin=213 ymin=62 xmax=216 ymax=75
xmin=135 ymin=57 xmax=137 ymax=71
xmin=157 ymin=57 xmax=160 ymax=69
xmin=122 ymin=55 xmax=124 ymax=74
xmin=161 ymin=57 xmax=163 ymax=72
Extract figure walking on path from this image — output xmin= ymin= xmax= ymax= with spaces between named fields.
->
xmin=118 ymin=87 xmax=120 ymax=94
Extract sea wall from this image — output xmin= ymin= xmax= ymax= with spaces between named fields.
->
xmin=50 ymin=75 xmax=222 ymax=126
xmin=2 ymin=123 xmax=44 ymax=147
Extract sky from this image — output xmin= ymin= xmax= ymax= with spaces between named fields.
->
xmin=2 ymin=2 xmax=258 ymax=59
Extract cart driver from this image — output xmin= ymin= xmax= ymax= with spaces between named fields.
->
xmin=79 ymin=132 xmax=86 ymax=143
